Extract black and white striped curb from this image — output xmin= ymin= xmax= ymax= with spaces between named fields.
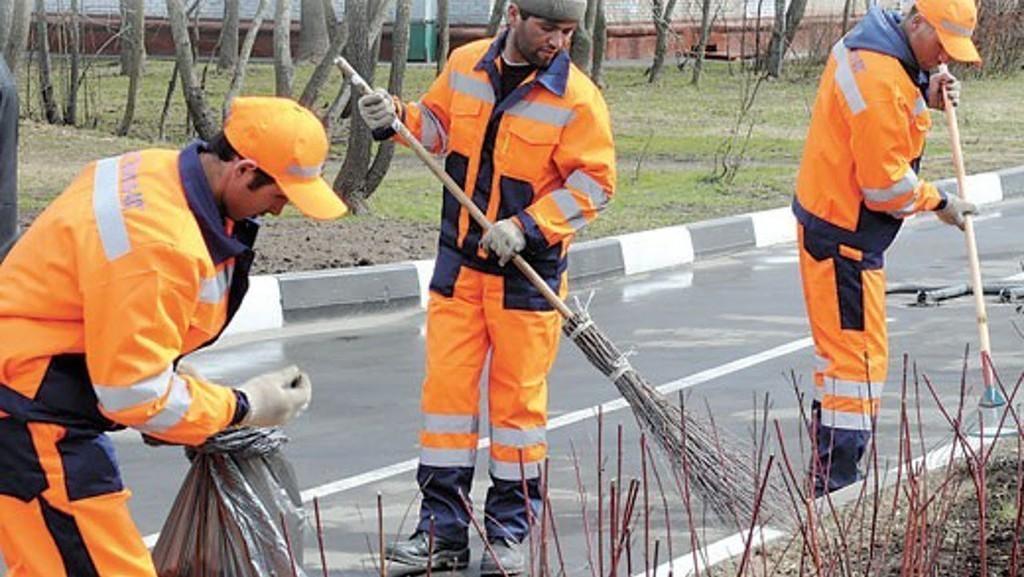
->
xmin=223 ymin=165 xmax=1024 ymax=337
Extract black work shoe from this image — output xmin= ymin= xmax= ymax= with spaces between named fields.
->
xmin=480 ymin=537 xmax=525 ymax=576
xmin=385 ymin=531 xmax=470 ymax=573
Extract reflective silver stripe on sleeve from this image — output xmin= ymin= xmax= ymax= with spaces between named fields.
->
xmin=566 ymin=170 xmax=609 ymax=208
xmin=862 ymin=170 xmax=919 ymax=203
xmin=814 ymin=354 xmax=830 ymax=373
xmin=420 ymin=447 xmax=477 ymax=467
xmin=490 ymin=459 xmax=543 ymax=481
xmin=890 ymin=196 xmax=920 ymax=218
xmin=941 ymin=19 xmax=973 ymax=37
xmin=506 ymin=100 xmax=574 ymax=128
xmin=423 ymin=413 xmax=479 ymax=435
xmin=820 ymin=408 xmax=873 ymax=431
xmin=449 ymin=72 xmax=495 ymax=103
xmin=93 ymin=156 xmax=131 ymax=261
xmin=913 ymin=95 xmax=928 ymax=116
xmin=94 ymin=365 xmax=174 ymax=413
xmin=490 ymin=426 xmax=546 ymax=448
xmin=199 ymin=264 xmax=234 ymax=304
xmin=413 ymin=102 xmax=449 ymax=153
xmin=137 ymin=373 xmax=193 ymax=433
xmin=550 ymin=188 xmax=588 ymax=232
xmin=815 ymin=379 xmax=880 ymax=401
xmin=832 ymin=41 xmax=867 ymax=115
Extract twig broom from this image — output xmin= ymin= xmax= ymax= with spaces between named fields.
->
xmin=334 ymin=56 xmax=775 ymax=524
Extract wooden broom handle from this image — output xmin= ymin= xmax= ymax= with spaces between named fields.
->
xmin=334 ymin=57 xmax=574 ymax=319
xmin=939 ymin=65 xmax=994 ymax=388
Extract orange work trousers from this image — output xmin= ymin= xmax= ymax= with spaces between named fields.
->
xmin=0 ymin=415 xmax=156 ymax=577
xmin=416 ymin=266 xmax=562 ymax=542
xmin=798 ymin=224 xmax=887 ymax=492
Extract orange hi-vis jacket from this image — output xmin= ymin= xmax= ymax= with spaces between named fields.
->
xmin=0 ymin=144 xmax=253 ymax=445
xmin=387 ymin=33 xmax=616 ymax=310
xmin=794 ymin=29 xmax=945 ymax=253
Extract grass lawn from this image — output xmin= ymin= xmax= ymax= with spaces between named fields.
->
xmin=14 ymin=57 xmax=1024 ymax=233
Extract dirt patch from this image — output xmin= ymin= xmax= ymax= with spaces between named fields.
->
xmin=718 ymin=442 xmax=1024 ymax=576
xmin=248 ymin=216 xmax=438 ymax=275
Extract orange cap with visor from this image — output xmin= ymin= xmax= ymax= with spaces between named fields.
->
xmin=915 ymin=0 xmax=982 ymax=63
xmin=224 ymin=96 xmax=348 ymax=220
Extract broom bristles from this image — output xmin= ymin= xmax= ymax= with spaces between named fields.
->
xmin=562 ymin=305 xmax=784 ymax=526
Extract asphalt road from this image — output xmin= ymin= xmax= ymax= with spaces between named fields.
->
xmin=9 ymin=200 xmax=1024 ymax=576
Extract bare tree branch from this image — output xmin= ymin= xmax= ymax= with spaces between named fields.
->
xmin=33 ymin=0 xmax=60 ymax=123
xmin=117 ymin=0 xmax=144 ymax=135
xmin=486 ymin=0 xmax=507 ymax=36
xmin=4 ymin=0 xmax=32 ymax=72
xmin=217 ymin=0 xmax=239 ymax=70
xmin=224 ymin=0 xmax=268 ymax=117
xmin=167 ymin=0 xmax=217 ymax=139
xmin=64 ymin=0 xmax=81 ymax=124
xmin=436 ymin=0 xmax=449 ymax=74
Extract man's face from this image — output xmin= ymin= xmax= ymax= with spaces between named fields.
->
xmin=223 ymin=160 xmax=290 ymax=221
xmin=509 ymin=6 xmax=577 ymax=67
xmin=906 ymin=13 xmax=950 ymax=71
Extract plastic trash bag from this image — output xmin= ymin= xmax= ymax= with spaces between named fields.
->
xmin=152 ymin=427 xmax=308 ymax=577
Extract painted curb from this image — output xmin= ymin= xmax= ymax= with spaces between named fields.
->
xmin=223 ymin=166 xmax=1024 ymax=334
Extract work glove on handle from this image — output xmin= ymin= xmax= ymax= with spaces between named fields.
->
xmin=357 ymin=88 xmax=398 ymax=131
xmin=480 ymin=218 xmax=526 ymax=266
xmin=936 ymin=194 xmax=977 ymax=230
xmin=927 ymin=66 xmax=961 ymax=110
xmin=237 ymin=365 xmax=312 ymax=428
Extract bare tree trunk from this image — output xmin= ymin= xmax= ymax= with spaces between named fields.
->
xmin=366 ymin=0 xmax=411 ymax=195
xmin=167 ymin=0 xmax=217 ymax=139
xmin=299 ymin=17 xmax=348 ymax=106
xmin=299 ymin=0 xmax=329 ymax=61
xmin=436 ymin=0 xmax=449 ymax=74
xmin=590 ymin=0 xmax=606 ymax=87
xmin=322 ymin=0 xmax=338 ymax=43
xmin=224 ymin=0 xmax=268 ymax=116
xmin=486 ymin=0 xmax=507 ymax=36
xmin=117 ymin=0 xmax=144 ymax=135
xmin=4 ymin=0 xmax=32 ymax=72
xmin=692 ymin=0 xmax=713 ymax=85
xmin=648 ymin=0 xmax=678 ymax=83
xmin=218 ymin=0 xmax=239 ymax=70
xmin=765 ymin=0 xmax=808 ymax=76
xmin=33 ymin=0 xmax=60 ymax=123
xmin=368 ymin=0 xmax=390 ymax=53
xmin=64 ymin=0 xmax=81 ymax=124
xmin=119 ymin=0 xmax=131 ymax=73
xmin=273 ymin=0 xmax=294 ymax=96
xmin=570 ymin=0 xmax=598 ymax=74
xmin=841 ymin=0 xmax=854 ymax=34
xmin=334 ymin=0 xmax=372 ymax=214
xmin=0 ymin=0 xmax=11 ymax=52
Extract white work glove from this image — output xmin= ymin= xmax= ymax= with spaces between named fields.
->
xmin=480 ymin=219 xmax=527 ymax=266
xmin=936 ymin=194 xmax=977 ymax=230
xmin=927 ymin=66 xmax=961 ymax=110
xmin=357 ymin=88 xmax=398 ymax=131
xmin=237 ymin=365 xmax=312 ymax=428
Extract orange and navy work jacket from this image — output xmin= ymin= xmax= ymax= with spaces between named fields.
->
xmin=794 ymin=6 xmax=947 ymax=255
xmin=0 ymin=143 xmax=254 ymax=445
xmin=386 ymin=32 xmax=616 ymax=310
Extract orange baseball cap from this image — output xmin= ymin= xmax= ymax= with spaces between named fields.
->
xmin=915 ymin=0 xmax=981 ymax=63
xmin=224 ymin=96 xmax=348 ymax=220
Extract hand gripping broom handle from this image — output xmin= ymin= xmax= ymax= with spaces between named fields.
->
xmin=939 ymin=65 xmax=995 ymax=392
xmin=335 ymin=56 xmax=574 ymax=319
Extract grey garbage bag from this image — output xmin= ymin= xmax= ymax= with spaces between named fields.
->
xmin=152 ymin=427 xmax=308 ymax=577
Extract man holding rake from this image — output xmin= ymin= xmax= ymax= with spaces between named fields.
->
xmin=794 ymin=0 xmax=980 ymax=495
xmin=358 ymin=0 xmax=616 ymax=573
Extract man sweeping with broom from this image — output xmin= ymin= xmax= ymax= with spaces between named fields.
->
xmin=794 ymin=0 xmax=980 ymax=495
xmin=357 ymin=0 xmax=615 ymax=573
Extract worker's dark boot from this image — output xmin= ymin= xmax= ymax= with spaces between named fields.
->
xmin=385 ymin=531 xmax=469 ymax=573
xmin=479 ymin=537 xmax=525 ymax=576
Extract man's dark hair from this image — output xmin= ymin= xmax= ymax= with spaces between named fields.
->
xmin=207 ymin=132 xmax=276 ymax=190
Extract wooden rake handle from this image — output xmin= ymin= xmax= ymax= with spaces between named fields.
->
xmin=334 ymin=56 xmax=574 ymax=319
xmin=939 ymin=65 xmax=994 ymax=389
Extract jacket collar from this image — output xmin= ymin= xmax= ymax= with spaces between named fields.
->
xmin=178 ymin=141 xmax=255 ymax=264
xmin=475 ymin=30 xmax=570 ymax=98
xmin=844 ymin=5 xmax=929 ymax=89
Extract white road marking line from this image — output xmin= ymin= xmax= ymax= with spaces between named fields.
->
xmin=637 ymin=526 xmax=788 ymax=577
xmin=143 ymin=336 xmax=813 ymax=548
